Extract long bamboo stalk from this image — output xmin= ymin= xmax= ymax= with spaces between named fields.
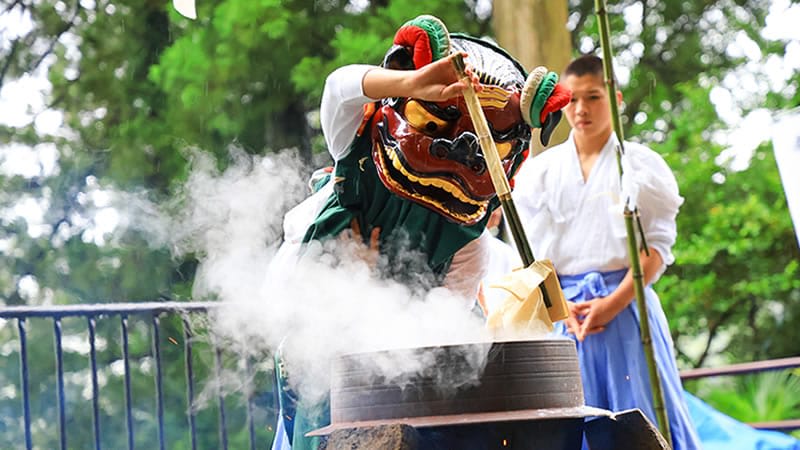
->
xmin=594 ymin=0 xmax=672 ymax=444
xmin=451 ymin=54 xmax=551 ymax=308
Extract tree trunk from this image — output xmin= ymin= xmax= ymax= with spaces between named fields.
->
xmin=492 ymin=0 xmax=573 ymax=151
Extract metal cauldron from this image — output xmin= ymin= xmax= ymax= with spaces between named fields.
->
xmin=311 ymin=339 xmax=611 ymax=449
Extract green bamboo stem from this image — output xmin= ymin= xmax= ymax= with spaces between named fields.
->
xmin=624 ymin=209 xmax=672 ymax=444
xmin=594 ymin=0 xmax=673 ymax=444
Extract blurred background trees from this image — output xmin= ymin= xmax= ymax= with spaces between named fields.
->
xmin=1 ymin=0 xmax=799 ymax=446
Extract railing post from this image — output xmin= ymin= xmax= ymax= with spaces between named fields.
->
xmin=214 ymin=342 xmax=229 ymax=450
xmin=245 ymin=356 xmax=257 ymax=450
xmin=152 ymin=314 xmax=166 ymax=450
xmin=88 ymin=316 xmax=102 ymax=450
xmin=53 ymin=318 xmax=67 ymax=450
xmin=183 ymin=316 xmax=198 ymax=450
xmin=120 ymin=315 xmax=135 ymax=450
xmin=18 ymin=318 xmax=33 ymax=450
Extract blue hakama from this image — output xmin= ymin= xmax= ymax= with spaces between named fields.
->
xmin=555 ymin=269 xmax=702 ymax=450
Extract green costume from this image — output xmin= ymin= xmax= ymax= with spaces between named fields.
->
xmin=303 ymin=117 xmax=493 ymax=283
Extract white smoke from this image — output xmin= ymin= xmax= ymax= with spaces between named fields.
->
xmin=118 ymin=146 xmax=493 ymax=406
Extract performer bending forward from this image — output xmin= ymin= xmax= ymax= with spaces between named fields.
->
xmin=271 ymin=15 xmax=570 ymax=450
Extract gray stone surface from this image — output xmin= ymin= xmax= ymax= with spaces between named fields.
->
xmin=320 ymin=424 xmax=420 ymax=450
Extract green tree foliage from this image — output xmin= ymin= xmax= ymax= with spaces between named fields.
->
xmin=687 ymin=369 xmax=800 ymax=438
xmin=149 ymin=0 xmax=488 ymax=158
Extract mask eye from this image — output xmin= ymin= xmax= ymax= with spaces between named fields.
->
xmin=495 ymin=141 xmax=513 ymax=159
xmin=404 ymin=100 xmax=450 ymax=134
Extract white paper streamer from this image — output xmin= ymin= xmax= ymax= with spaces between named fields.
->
xmin=619 ymin=143 xmax=641 ymax=211
xmin=173 ymin=0 xmax=197 ymax=19
xmin=771 ymin=109 xmax=800 ymax=248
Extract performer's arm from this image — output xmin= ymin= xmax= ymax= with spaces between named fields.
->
xmin=320 ymin=65 xmax=375 ymax=161
xmin=320 ymin=55 xmax=479 ymax=161
xmin=362 ymin=53 xmax=480 ymax=102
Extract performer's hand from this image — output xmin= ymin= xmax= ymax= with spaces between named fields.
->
xmin=409 ymin=52 xmax=482 ymax=101
xmin=339 ymin=219 xmax=381 ymax=269
xmin=476 ymin=281 xmax=488 ymax=316
xmin=567 ymin=321 xmax=606 ymax=339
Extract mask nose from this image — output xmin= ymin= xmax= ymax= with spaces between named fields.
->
xmin=430 ymin=132 xmax=486 ymax=175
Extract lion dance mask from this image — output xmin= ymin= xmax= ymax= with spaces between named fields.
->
xmin=371 ymin=15 xmax=570 ymax=225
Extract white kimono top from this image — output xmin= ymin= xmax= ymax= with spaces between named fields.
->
xmin=512 ymin=132 xmax=683 ymax=280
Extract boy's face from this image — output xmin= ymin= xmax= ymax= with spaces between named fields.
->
xmin=562 ymin=73 xmax=615 ymax=142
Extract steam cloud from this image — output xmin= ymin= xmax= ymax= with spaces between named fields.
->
xmin=119 ymin=146 xmax=494 ymax=406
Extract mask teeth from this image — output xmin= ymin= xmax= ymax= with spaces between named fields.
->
xmin=477 ymin=71 xmax=499 ymax=86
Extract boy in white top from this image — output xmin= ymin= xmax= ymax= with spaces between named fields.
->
xmin=512 ymin=55 xmax=701 ymax=449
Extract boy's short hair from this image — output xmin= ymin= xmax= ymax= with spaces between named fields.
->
xmin=563 ymin=54 xmax=604 ymax=78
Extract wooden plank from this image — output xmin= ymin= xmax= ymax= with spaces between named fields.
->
xmin=679 ymin=357 xmax=800 ymax=380
xmin=748 ymin=419 xmax=800 ymax=432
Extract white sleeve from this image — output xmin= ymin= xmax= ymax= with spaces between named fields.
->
xmin=320 ymin=64 xmax=377 ymax=161
xmin=282 ymin=180 xmax=334 ymax=244
xmin=443 ymin=230 xmax=492 ymax=301
xmin=624 ymin=144 xmax=683 ymax=272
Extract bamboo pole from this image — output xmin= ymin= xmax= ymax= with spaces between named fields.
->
xmin=450 ymin=54 xmax=551 ymax=308
xmin=594 ymin=0 xmax=672 ymax=444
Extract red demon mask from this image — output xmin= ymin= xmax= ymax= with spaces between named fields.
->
xmin=370 ymin=21 xmax=568 ymax=225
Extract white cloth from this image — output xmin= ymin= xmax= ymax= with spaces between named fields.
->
xmin=482 ymin=235 xmax=522 ymax=314
xmin=268 ymin=181 xmax=335 ymax=278
xmin=512 ymin=131 xmax=683 ymax=279
xmin=270 ymin=415 xmax=291 ymax=450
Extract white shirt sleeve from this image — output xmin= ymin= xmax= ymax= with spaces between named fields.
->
xmin=320 ymin=64 xmax=378 ymax=161
xmin=511 ymin=148 xmax=563 ymax=262
xmin=623 ymin=143 xmax=683 ymax=273
xmin=510 ymin=134 xmax=682 ymax=280
xmin=282 ymin=180 xmax=335 ymax=244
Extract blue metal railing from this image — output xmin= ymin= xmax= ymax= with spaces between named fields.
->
xmin=2 ymin=302 xmax=797 ymax=448
xmin=680 ymin=356 xmax=800 ymax=432
xmin=0 ymin=302 xmax=276 ymax=450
